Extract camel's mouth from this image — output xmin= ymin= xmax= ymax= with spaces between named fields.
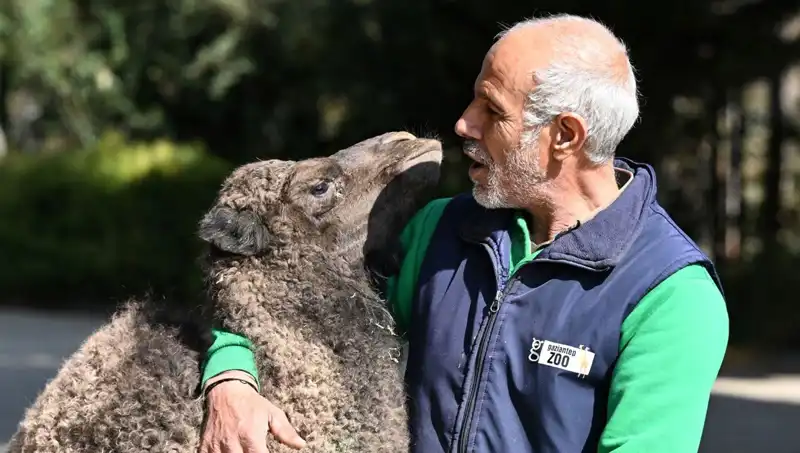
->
xmin=395 ymin=143 xmax=444 ymax=174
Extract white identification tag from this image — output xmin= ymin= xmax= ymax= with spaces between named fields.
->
xmin=534 ymin=340 xmax=595 ymax=377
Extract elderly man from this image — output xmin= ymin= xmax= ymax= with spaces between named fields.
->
xmin=198 ymin=14 xmax=728 ymax=453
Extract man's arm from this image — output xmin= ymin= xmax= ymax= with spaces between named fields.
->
xmin=201 ymin=329 xmax=260 ymax=391
xmin=200 ymin=329 xmax=306 ymax=453
xmin=598 ymin=264 xmax=729 ymax=453
xmin=385 ymin=197 xmax=451 ymax=330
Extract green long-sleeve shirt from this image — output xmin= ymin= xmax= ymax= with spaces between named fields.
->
xmin=201 ymin=197 xmax=728 ymax=453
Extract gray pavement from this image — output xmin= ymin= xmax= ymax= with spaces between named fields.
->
xmin=1 ymin=307 xmax=798 ymax=453
xmin=0 ymin=308 xmax=106 ymax=451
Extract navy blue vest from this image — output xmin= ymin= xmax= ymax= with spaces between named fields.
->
xmin=403 ymin=158 xmax=722 ymax=453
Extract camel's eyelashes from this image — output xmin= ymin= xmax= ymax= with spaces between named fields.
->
xmin=310 ymin=181 xmax=330 ymax=197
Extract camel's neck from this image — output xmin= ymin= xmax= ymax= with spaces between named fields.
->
xmin=201 ymin=248 xmax=369 ymax=343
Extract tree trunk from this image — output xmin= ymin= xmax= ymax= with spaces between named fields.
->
xmin=726 ymin=88 xmax=744 ymax=260
xmin=709 ymin=88 xmax=726 ymax=265
xmin=0 ymin=60 xmax=8 ymax=158
xmin=761 ymin=70 xmax=784 ymax=255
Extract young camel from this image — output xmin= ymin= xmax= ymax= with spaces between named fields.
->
xmin=7 ymin=131 xmax=443 ymax=453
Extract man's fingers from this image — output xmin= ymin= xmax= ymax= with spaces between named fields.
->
xmin=267 ymin=408 xmax=307 ymax=450
xmin=199 ymin=437 xmax=221 ymax=453
xmin=240 ymin=434 xmax=269 ymax=453
xmin=219 ymin=439 xmax=245 ymax=453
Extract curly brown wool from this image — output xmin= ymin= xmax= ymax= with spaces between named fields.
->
xmin=7 ymin=131 xmax=442 ymax=453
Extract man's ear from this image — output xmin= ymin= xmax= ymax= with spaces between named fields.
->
xmin=197 ymin=206 xmax=270 ymax=256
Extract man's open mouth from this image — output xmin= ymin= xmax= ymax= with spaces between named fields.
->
xmin=465 ymin=152 xmax=488 ymax=170
xmin=470 ymin=160 xmax=486 ymax=171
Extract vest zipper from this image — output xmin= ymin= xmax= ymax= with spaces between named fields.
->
xmin=456 ymin=274 xmax=516 ymax=453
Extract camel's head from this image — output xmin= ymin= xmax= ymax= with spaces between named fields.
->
xmin=197 ymin=131 xmax=442 ymax=278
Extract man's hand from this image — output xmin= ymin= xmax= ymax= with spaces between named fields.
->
xmin=200 ymin=371 xmax=307 ymax=453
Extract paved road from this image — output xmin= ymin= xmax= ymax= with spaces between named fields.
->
xmin=1 ymin=308 xmax=799 ymax=453
xmin=0 ymin=308 xmax=106 ymax=451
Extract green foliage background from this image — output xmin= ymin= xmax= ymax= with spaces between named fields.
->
xmin=0 ymin=0 xmax=799 ymax=348
xmin=0 ymin=132 xmax=232 ymax=309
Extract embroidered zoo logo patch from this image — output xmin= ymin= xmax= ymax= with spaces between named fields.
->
xmin=528 ymin=338 xmax=595 ymax=378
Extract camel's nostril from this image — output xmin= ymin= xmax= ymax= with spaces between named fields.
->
xmin=381 ymin=131 xmax=416 ymax=145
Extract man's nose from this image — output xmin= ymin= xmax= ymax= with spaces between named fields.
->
xmin=454 ymin=106 xmax=482 ymax=140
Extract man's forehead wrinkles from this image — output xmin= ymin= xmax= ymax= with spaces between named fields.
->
xmin=476 ymin=79 xmax=493 ymax=96
xmin=478 ymin=74 xmax=517 ymax=107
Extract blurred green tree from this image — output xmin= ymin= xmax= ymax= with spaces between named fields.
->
xmin=0 ymin=0 xmax=799 ymax=347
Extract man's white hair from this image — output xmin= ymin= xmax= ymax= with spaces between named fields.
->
xmin=497 ymin=14 xmax=640 ymax=164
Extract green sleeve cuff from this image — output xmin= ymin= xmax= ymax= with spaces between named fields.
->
xmin=201 ymin=328 xmax=260 ymax=389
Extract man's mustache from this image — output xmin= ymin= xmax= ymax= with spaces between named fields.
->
xmin=463 ymin=140 xmax=491 ymax=165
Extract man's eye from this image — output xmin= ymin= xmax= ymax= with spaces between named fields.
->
xmin=310 ymin=181 xmax=330 ymax=196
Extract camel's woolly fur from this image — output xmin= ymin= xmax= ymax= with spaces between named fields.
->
xmin=7 ymin=133 xmax=442 ymax=453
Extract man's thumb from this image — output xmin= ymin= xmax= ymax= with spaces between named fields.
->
xmin=268 ymin=411 xmax=307 ymax=449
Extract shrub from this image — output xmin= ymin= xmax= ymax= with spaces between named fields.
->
xmin=0 ymin=132 xmax=233 ymax=311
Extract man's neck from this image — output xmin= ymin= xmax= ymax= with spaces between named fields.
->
xmin=525 ymin=164 xmax=623 ymax=245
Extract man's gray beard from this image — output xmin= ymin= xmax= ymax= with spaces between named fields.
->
xmin=467 ymin=130 xmax=547 ymax=209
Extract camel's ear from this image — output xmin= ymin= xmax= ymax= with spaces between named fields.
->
xmin=198 ymin=206 xmax=270 ymax=256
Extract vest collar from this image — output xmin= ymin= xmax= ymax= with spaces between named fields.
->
xmin=458 ymin=157 xmax=658 ymax=271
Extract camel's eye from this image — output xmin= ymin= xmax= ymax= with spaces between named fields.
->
xmin=310 ymin=181 xmax=330 ymax=197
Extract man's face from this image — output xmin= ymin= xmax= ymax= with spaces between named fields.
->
xmin=454 ymin=35 xmax=553 ymax=209
xmin=461 ymin=130 xmax=546 ymax=209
